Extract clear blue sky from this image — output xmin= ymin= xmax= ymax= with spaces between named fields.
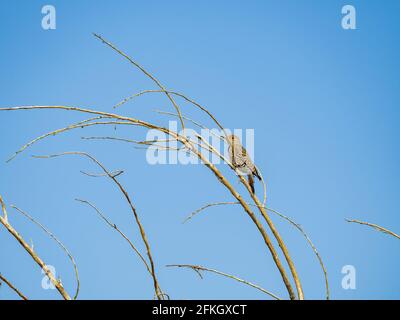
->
xmin=0 ymin=0 xmax=399 ymax=300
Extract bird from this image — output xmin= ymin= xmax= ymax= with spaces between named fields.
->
xmin=226 ymin=134 xmax=261 ymax=193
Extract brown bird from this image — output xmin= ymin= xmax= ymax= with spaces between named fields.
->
xmin=226 ymin=134 xmax=261 ymax=193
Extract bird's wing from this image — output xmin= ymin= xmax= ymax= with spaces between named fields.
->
xmin=241 ymin=146 xmax=261 ymax=180
xmin=241 ymin=146 xmax=256 ymax=169
xmin=235 ymin=145 xmax=248 ymax=167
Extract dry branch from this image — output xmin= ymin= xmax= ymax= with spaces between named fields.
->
xmin=114 ymin=89 xmax=227 ymax=137
xmin=80 ymin=169 xmax=124 ymax=178
xmin=0 ymin=273 xmax=28 ymax=300
xmin=0 ymin=106 xmax=298 ymax=299
xmin=93 ymin=33 xmax=185 ymax=131
xmin=32 ymin=151 xmax=164 ymax=299
xmin=0 ymin=34 xmax=305 ymax=300
xmin=81 ymin=136 xmax=182 ymax=151
xmin=166 ymin=264 xmax=281 ymax=300
xmin=7 ymin=118 xmax=136 ymax=163
xmin=346 ymin=219 xmax=400 ymax=240
xmin=184 ymin=201 xmax=329 ymax=299
xmin=75 ymin=199 xmax=152 ymax=276
xmin=11 ymin=205 xmax=80 ymax=300
xmin=155 ymin=110 xmax=268 ymax=208
xmin=0 ymin=195 xmax=70 ymax=300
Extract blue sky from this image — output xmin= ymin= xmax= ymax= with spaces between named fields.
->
xmin=0 ymin=0 xmax=399 ymax=299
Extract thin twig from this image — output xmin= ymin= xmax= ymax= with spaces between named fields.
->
xmin=0 ymin=101 xmax=300 ymax=299
xmin=346 ymin=219 xmax=400 ymax=240
xmin=82 ymin=136 xmax=174 ymax=145
xmin=240 ymin=173 xmax=304 ymax=300
xmin=184 ymin=201 xmax=329 ymax=300
xmin=0 ymin=273 xmax=28 ymax=300
xmin=0 ymin=195 xmax=8 ymax=222
xmin=114 ymin=89 xmax=226 ymax=137
xmin=0 ymin=195 xmax=70 ymax=300
xmin=75 ymin=199 xmax=152 ymax=275
xmin=11 ymin=205 xmax=80 ymax=300
xmin=93 ymin=33 xmax=185 ymax=131
xmin=81 ymin=136 xmax=181 ymax=151
xmin=33 ymin=151 xmax=163 ymax=299
xmin=156 ymin=112 xmax=266 ymax=208
xmin=80 ymin=170 xmax=124 ymax=178
xmin=6 ymin=117 xmax=137 ymax=163
xmin=166 ymin=264 xmax=281 ymax=300
xmin=180 ymin=142 xmax=297 ymax=299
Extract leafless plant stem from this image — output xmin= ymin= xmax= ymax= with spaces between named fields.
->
xmin=0 ymin=196 xmax=70 ymax=300
xmin=166 ymin=264 xmax=281 ymax=300
xmin=346 ymin=219 xmax=400 ymax=240
xmin=0 ymin=35 xmax=304 ymax=299
xmin=184 ymin=201 xmax=329 ymax=299
xmin=11 ymin=205 xmax=80 ymax=300
xmin=93 ymin=33 xmax=185 ymax=131
xmin=0 ymin=273 xmax=28 ymax=300
xmin=0 ymin=104 xmax=298 ymax=299
xmin=75 ymin=199 xmax=152 ymax=275
xmin=33 ymin=152 xmax=163 ymax=299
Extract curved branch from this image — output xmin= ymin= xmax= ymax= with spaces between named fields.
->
xmin=166 ymin=264 xmax=281 ymax=300
xmin=0 ymin=105 xmax=298 ymax=299
xmin=81 ymin=136 xmax=181 ymax=151
xmin=180 ymin=144 xmax=297 ymax=299
xmin=0 ymin=196 xmax=70 ymax=300
xmin=93 ymin=33 xmax=185 ymax=131
xmin=11 ymin=205 xmax=80 ymax=300
xmin=115 ymin=89 xmax=227 ymax=139
xmin=0 ymin=273 xmax=28 ymax=300
xmin=80 ymin=169 xmax=124 ymax=178
xmin=33 ymin=152 xmax=163 ymax=299
xmin=0 ymin=195 xmax=8 ymax=222
xmin=152 ymin=99 xmax=304 ymax=299
xmin=184 ymin=201 xmax=328 ymax=299
xmin=75 ymin=199 xmax=152 ymax=275
xmin=7 ymin=118 xmax=136 ymax=163
xmin=346 ymin=219 xmax=400 ymax=240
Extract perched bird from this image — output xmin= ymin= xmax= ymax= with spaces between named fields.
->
xmin=226 ymin=134 xmax=261 ymax=193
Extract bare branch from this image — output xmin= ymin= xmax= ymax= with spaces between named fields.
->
xmin=80 ymin=170 xmax=124 ymax=178
xmin=184 ymin=201 xmax=329 ymax=299
xmin=81 ymin=136 xmax=181 ymax=151
xmin=154 ymin=101 xmax=302 ymax=298
xmin=6 ymin=119 xmax=137 ymax=163
xmin=33 ymin=151 xmax=163 ymax=299
xmin=6 ymin=116 xmax=110 ymax=162
xmin=93 ymin=34 xmax=185 ymax=131
xmin=0 ymin=105 xmax=165 ymax=131
xmin=82 ymin=136 xmax=174 ymax=145
xmin=11 ymin=205 xmax=80 ymax=300
xmin=0 ymin=104 xmax=301 ymax=298
xmin=75 ymin=199 xmax=152 ymax=275
xmin=181 ymin=144 xmax=298 ymax=299
xmin=0 ymin=273 xmax=28 ymax=300
xmin=166 ymin=264 xmax=281 ymax=300
xmin=114 ymin=89 xmax=227 ymax=137
xmin=0 ymin=196 xmax=70 ymax=300
xmin=346 ymin=219 xmax=400 ymax=240
xmin=0 ymin=194 xmax=8 ymax=222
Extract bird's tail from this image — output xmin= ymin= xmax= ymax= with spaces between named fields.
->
xmin=248 ymin=174 xmax=255 ymax=194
